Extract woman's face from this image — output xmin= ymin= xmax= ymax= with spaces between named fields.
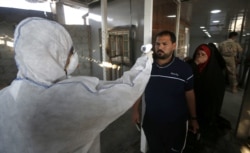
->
xmin=195 ymin=50 xmax=209 ymax=64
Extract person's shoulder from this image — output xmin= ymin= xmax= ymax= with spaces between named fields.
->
xmin=220 ymin=39 xmax=235 ymax=48
xmin=174 ymin=57 xmax=184 ymax=62
xmin=220 ymin=39 xmax=230 ymax=44
xmin=173 ymin=58 xmax=193 ymax=79
xmin=220 ymin=39 xmax=226 ymax=43
xmin=174 ymin=57 xmax=192 ymax=69
xmin=175 ymin=57 xmax=189 ymax=64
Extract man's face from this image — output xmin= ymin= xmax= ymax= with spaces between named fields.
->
xmin=154 ymin=35 xmax=176 ymax=59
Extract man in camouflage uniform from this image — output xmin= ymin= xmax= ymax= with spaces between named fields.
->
xmin=219 ymin=32 xmax=243 ymax=93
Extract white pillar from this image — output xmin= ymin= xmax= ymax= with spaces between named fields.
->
xmin=175 ymin=0 xmax=181 ymax=52
xmin=101 ymin=0 xmax=108 ymax=81
xmin=141 ymin=1 xmax=153 ymax=153
xmin=143 ymin=0 xmax=153 ymax=44
xmin=55 ymin=2 xmax=65 ymax=24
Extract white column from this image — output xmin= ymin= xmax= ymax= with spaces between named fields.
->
xmin=143 ymin=0 xmax=153 ymax=44
xmin=101 ymin=0 xmax=108 ymax=81
xmin=175 ymin=0 xmax=181 ymax=51
xmin=141 ymin=1 xmax=153 ymax=153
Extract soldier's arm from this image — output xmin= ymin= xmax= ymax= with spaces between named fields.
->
xmin=236 ymin=42 xmax=243 ymax=53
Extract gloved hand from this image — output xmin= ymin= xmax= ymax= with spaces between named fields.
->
xmin=145 ymin=51 xmax=153 ymax=64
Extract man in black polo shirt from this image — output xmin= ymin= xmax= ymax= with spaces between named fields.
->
xmin=132 ymin=30 xmax=199 ymax=153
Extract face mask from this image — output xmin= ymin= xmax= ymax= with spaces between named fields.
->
xmin=66 ymin=51 xmax=79 ymax=75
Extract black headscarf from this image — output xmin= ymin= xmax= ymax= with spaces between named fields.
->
xmin=188 ymin=44 xmax=226 ymax=127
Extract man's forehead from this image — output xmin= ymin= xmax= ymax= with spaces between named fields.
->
xmin=155 ymin=38 xmax=172 ymax=44
xmin=156 ymin=35 xmax=171 ymax=41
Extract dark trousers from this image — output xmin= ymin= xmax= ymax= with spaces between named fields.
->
xmin=142 ymin=117 xmax=188 ymax=153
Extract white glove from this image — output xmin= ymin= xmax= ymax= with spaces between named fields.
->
xmin=145 ymin=51 xmax=153 ymax=64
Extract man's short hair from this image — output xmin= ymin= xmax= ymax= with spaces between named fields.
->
xmin=228 ymin=32 xmax=238 ymax=38
xmin=155 ymin=30 xmax=176 ymax=43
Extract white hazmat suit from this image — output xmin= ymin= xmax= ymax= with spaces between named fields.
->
xmin=0 ymin=17 xmax=152 ymax=153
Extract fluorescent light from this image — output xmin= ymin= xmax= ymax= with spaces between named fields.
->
xmin=212 ymin=20 xmax=220 ymax=23
xmin=166 ymin=15 xmax=176 ymax=18
xmin=200 ymin=26 xmax=205 ymax=29
xmin=204 ymin=32 xmax=211 ymax=38
xmin=211 ymin=9 xmax=221 ymax=14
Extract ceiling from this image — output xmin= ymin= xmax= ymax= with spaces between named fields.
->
xmin=66 ymin=0 xmax=250 ymax=42
xmin=189 ymin=0 xmax=250 ymax=42
xmin=2 ymin=0 xmax=250 ymax=43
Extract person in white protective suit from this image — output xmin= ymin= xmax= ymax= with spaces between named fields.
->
xmin=0 ymin=17 xmax=153 ymax=153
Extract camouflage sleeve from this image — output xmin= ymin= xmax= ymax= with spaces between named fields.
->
xmin=236 ymin=42 xmax=243 ymax=53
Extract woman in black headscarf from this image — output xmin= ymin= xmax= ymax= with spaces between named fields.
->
xmin=188 ymin=44 xmax=226 ymax=128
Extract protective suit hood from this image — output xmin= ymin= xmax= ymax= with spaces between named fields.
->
xmin=14 ymin=17 xmax=74 ymax=86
